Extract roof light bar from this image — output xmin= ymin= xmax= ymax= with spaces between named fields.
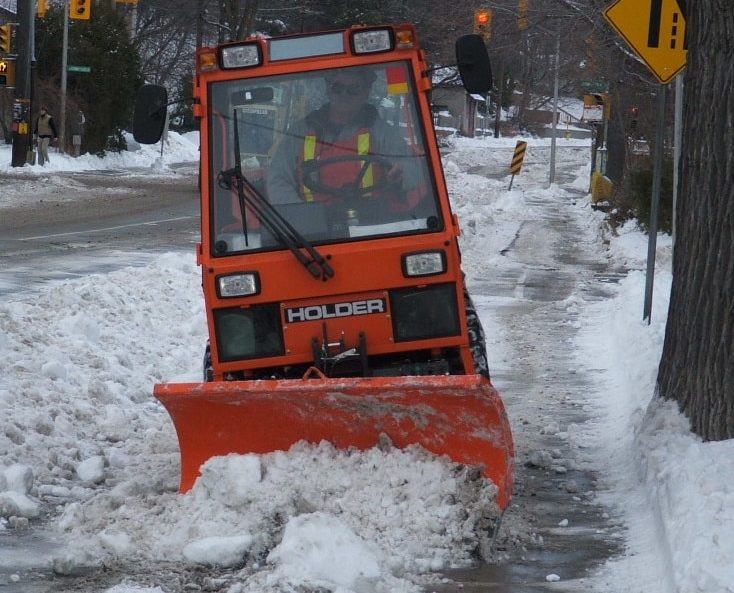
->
xmin=352 ymin=29 xmax=393 ymax=54
xmin=221 ymin=43 xmax=261 ymax=69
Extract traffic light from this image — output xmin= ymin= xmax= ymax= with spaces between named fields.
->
xmin=0 ymin=58 xmax=15 ymax=87
xmin=38 ymin=0 xmax=48 ymax=17
xmin=70 ymin=0 xmax=91 ymax=20
xmin=0 ymin=24 xmax=12 ymax=54
xmin=474 ymin=8 xmax=493 ymax=41
xmin=630 ymin=106 xmax=639 ymax=129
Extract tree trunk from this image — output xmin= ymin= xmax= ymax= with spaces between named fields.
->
xmin=656 ymin=2 xmax=734 ymax=440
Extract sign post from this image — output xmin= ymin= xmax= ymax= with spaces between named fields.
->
xmin=604 ymin=0 xmax=687 ymax=322
xmin=643 ymin=86 xmax=667 ymax=323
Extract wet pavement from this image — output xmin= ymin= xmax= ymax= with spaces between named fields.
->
xmin=431 ymin=150 xmax=628 ymax=591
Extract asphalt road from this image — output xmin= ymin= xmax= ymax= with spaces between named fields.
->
xmin=0 ymin=165 xmax=200 ymax=296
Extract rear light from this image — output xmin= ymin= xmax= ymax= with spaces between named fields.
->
xmin=352 ymin=29 xmax=393 ymax=54
xmin=402 ymin=251 xmax=446 ymax=277
xmin=221 ymin=43 xmax=261 ymax=69
xmin=217 ymin=273 xmax=260 ymax=298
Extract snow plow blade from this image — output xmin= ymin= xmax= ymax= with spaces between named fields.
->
xmin=154 ymin=374 xmax=514 ymax=510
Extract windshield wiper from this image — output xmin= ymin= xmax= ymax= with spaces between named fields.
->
xmin=218 ymin=108 xmax=334 ymax=280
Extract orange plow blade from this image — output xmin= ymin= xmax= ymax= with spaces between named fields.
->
xmin=154 ymin=374 xmax=514 ymax=510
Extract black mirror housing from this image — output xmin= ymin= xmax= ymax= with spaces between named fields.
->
xmin=133 ymin=84 xmax=169 ymax=145
xmin=455 ymin=35 xmax=493 ymax=94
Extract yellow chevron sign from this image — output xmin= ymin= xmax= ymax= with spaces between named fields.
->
xmin=510 ymin=141 xmax=527 ymax=175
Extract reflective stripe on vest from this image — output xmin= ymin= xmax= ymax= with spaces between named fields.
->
xmin=301 ymin=129 xmax=373 ymax=202
xmin=357 ymin=132 xmax=374 ymax=189
xmin=303 ymin=134 xmax=317 ymax=202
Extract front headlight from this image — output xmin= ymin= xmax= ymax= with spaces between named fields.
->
xmin=217 ymin=272 xmax=260 ymax=298
xmin=390 ymin=283 xmax=460 ymax=342
xmin=214 ymin=304 xmax=284 ymax=361
xmin=402 ymin=251 xmax=446 ymax=277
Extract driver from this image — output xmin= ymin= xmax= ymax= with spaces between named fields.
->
xmin=267 ymin=66 xmax=415 ymax=206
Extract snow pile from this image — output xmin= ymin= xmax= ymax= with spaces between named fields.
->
xmin=59 ymin=443 xmax=497 ymax=573
xmin=0 ymin=464 xmax=39 ymax=523
xmin=573 ymin=220 xmax=732 ymax=592
xmin=637 ymin=400 xmax=734 ymax=593
xmin=0 ymin=130 xmax=200 ymax=176
xmin=0 ymin=252 xmax=204 ymax=520
xmin=56 ymin=442 xmax=498 ymax=590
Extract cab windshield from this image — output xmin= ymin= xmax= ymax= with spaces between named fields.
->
xmin=209 ymin=61 xmax=442 ymax=256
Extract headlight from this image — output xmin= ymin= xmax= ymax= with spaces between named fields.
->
xmin=214 ymin=304 xmax=284 ymax=361
xmin=221 ymin=43 xmax=261 ymax=69
xmin=402 ymin=251 xmax=446 ymax=277
xmin=217 ymin=273 xmax=260 ymax=298
xmin=352 ymin=29 xmax=393 ymax=54
xmin=390 ymin=283 xmax=460 ymax=342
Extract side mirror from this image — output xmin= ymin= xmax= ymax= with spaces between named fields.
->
xmin=455 ymin=34 xmax=493 ymax=94
xmin=133 ymin=84 xmax=169 ymax=144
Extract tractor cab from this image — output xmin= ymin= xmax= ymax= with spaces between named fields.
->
xmin=209 ymin=58 xmax=442 ymax=256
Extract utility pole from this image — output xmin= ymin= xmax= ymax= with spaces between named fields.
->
xmin=59 ymin=0 xmax=69 ymax=153
xmin=493 ymin=57 xmax=504 ymax=138
xmin=10 ymin=0 xmax=33 ymax=167
xmin=548 ymin=33 xmax=560 ymax=186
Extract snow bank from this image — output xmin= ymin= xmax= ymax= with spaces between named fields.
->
xmin=0 ymin=130 xmax=200 ymax=177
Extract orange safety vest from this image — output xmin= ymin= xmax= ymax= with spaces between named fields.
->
xmin=301 ymin=128 xmax=375 ymax=202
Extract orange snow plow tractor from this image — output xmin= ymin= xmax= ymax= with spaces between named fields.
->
xmin=134 ymin=25 xmax=514 ymax=510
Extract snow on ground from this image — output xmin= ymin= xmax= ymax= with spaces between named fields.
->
xmin=0 ymin=132 xmax=200 ymax=210
xmin=1 ymin=132 xmax=733 ymax=593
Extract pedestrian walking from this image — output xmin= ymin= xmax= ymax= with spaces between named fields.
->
xmin=34 ymin=106 xmax=58 ymax=166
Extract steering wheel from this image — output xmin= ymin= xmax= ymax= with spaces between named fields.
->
xmin=301 ymin=154 xmax=398 ymax=199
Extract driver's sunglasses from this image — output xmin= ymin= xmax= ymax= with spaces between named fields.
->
xmin=328 ymin=82 xmax=365 ymax=96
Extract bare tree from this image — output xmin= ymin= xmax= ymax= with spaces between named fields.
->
xmin=220 ymin=0 xmax=261 ymax=41
xmin=656 ymin=2 xmax=734 ymax=440
xmin=133 ymin=0 xmax=199 ymax=85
